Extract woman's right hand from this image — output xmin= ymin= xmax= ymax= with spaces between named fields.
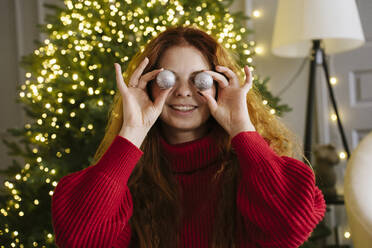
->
xmin=114 ymin=57 xmax=172 ymax=147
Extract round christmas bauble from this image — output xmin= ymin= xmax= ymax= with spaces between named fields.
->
xmin=194 ymin=72 xmax=213 ymax=90
xmin=156 ymin=70 xmax=176 ymax=89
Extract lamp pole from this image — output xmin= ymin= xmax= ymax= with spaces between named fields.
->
xmin=303 ymin=40 xmax=351 ymax=165
xmin=304 ymin=40 xmax=320 ymax=165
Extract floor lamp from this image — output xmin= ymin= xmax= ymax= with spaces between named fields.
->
xmin=271 ymin=0 xmax=365 ymax=165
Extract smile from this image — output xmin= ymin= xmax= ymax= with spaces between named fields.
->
xmin=169 ymin=105 xmax=198 ymax=114
xmin=170 ymin=105 xmax=197 ymax=111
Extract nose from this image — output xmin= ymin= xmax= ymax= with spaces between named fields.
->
xmin=173 ymin=78 xmax=193 ymax=97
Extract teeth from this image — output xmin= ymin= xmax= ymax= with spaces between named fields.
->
xmin=171 ymin=106 xmax=196 ymax=111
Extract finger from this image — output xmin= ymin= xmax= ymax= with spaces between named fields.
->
xmin=242 ymin=65 xmax=253 ymax=92
xmin=138 ymin=68 xmax=164 ymax=89
xmin=203 ymin=70 xmax=229 ymax=89
xmin=130 ymin=57 xmax=149 ymax=87
xmin=153 ymin=87 xmax=173 ymax=111
xmin=198 ymin=91 xmax=218 ymax=113
xmin=114 ymin=63 xmax=128 ymax=93
xmin=215 ymin=65 xmax=239 ymax=87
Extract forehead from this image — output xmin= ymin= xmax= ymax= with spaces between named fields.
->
xmin=158 ymin=45 xmax=211 ymax=71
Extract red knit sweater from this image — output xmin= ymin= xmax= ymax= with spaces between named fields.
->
xmin=51 ymin=131 xmax=326 ymax=247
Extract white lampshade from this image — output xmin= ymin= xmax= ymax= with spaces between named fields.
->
xmin=272 ymin=0 xmax=365 ymax=58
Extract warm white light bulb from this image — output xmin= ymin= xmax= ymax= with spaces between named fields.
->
xmin=330 ymin=77 xmax=338 ymax=85
xmin=252 ymin=10 xmax=261 ymax=18
xmin=255 ymin=46 xmax=264 ymax=55
xmin=339 ymin=151 xmax=347 ymax=160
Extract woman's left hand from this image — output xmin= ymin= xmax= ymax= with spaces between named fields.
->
xmin=199 ymin=65 xmax=256 ymax=137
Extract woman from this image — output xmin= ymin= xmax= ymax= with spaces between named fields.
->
xmin=51 ymin=26 xmax=326 ymax=248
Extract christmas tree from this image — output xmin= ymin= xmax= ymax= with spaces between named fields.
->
xmin=0 ymin=0 xmax=292 ymax=246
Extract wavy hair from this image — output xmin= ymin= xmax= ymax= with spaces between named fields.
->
xmin=92 ymin=25 xmax=305 ymax=248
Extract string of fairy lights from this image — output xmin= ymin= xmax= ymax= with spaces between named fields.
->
xmin=1 ymin=0 xmax=348 ymax=247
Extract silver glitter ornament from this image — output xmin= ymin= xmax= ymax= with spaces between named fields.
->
xmin=156 ymin=70 xmax=176 ymax=89
xmin=194 ymin=72 xmax=213 ymax=90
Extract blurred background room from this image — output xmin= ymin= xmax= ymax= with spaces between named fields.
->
xmin=1 ymin=0 xmax=371 ymax=247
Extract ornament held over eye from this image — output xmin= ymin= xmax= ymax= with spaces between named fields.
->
xmin=194 ymin=72 xmax=213 ymax=90
xmin=156 ymin=70 xmax=213 ymax=90
xmin=156 ymin=70 xmax=176 ymax=89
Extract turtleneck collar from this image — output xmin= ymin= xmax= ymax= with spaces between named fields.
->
xmin=159 ymin=131 xmax=220 ymax=174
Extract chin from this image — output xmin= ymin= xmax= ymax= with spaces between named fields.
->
xmin=165 ymin=122 xmax=203 ymax=131
xmin=159 ymin=117 xmax=209 ymax=131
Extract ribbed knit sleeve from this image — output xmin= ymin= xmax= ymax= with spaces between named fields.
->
xmin=232 ymin=131 xmax=326 ymax=248
xmin=51 ymin=135 xmax=143 ymax=248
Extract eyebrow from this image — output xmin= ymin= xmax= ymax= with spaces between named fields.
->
xmin=166 ymin=69 xmax=205 ymax=79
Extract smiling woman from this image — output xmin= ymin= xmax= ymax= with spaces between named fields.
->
xmin=51 ymin=26 xmax=326 ymax=248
